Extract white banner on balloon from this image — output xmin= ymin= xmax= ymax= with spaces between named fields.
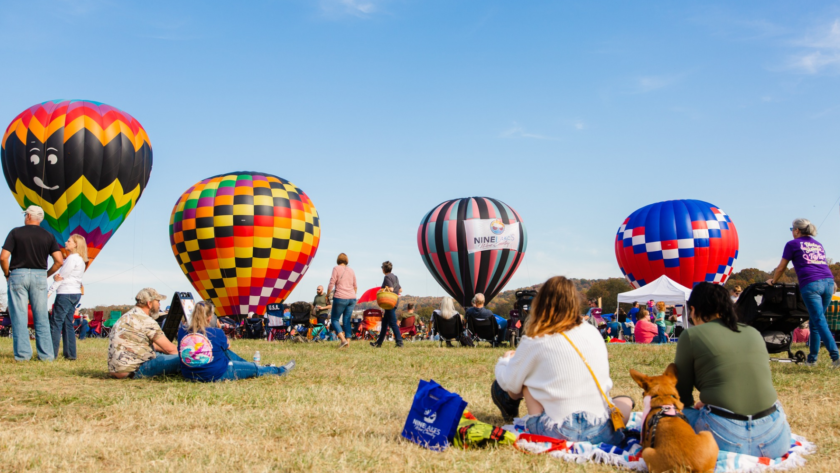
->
xmin=464 ymin=219 xmax=521 ymax=254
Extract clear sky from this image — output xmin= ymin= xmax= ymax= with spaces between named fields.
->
xmin=0 ymin=1 xmax=838 ymax=307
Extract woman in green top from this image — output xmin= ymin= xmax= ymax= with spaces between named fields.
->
xmin=677 ymin=283 xmax=791 ymax=458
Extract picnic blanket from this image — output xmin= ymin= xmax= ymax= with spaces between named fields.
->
xmin=510 ymin=412 xmax=816 ymax=472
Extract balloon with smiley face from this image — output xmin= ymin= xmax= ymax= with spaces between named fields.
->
xmin=1 ymin=100 xmax=152 ymax=267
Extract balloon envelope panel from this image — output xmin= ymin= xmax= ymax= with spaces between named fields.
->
xmin=417 ymin=197 xmax=527 ymax=307
xmin=1 ymin=100 xmax=152 ymax=265
xmin=615 ymin=199 xmax=739 ymax=289
xmin=169 ymin=172 xmax=320 ymax=318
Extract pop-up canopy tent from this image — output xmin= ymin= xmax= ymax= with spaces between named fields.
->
xmin=617 ymin=275 xmax=693 ymax=326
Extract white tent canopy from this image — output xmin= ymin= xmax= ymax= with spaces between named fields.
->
xmin=617 ymin=275 xmax=692 ymax=306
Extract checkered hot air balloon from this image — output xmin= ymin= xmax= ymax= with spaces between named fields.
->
xmin=1 ymin=100 xmax=152 ymax=266
xmin=615 ymin=199 xmax=739 ymax=289
xmin=169 ymin=172 xmax=320 ymax=318
xmin=417 ymin=197 xmax=527 ymax=308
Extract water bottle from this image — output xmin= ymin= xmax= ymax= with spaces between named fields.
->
xmin=253 ymin=351 xmax=261 ymax=366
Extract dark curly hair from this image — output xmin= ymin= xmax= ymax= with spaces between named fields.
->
xmin=687 ymin=282 xmax=740 ymax=332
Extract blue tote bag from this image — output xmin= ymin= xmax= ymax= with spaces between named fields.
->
xmin=401 ymin=379 xmax=468 ymax=451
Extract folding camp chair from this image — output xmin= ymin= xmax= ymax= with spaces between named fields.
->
xmin=399 ymin=315 xmax=418 ymax=341
xmin=357 ymin=309 xmax=382 ymax=340
xmin=88 ymin=311 xmax=106 ymax=337
xmin=432 ymin=311 xmax=464 ymax=347
xmin=101 ymin=310 xmax=122 ymax=337
xmin=466 ymin=310 xmax=501 ymax=347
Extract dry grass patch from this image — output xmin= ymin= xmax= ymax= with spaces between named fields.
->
xmin=0 ymin=338 xmax=837 ymax=472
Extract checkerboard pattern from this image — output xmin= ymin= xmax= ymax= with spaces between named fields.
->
xmin=169 ymin=172 xmax=320 ymax=318
xmin=614 ymin=200 xmax=739 ymax=289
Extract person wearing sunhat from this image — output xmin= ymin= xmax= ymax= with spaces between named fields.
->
xmin=107 ymin=288 xmax=181 ymax=379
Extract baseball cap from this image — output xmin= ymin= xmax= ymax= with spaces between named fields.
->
xmin=24 ymin=205 xmax=44 ymax=219
xmin=135 ymin=287 xmax=167 ymax=304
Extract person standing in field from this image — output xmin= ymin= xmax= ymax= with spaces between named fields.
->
xmin=654 ymin=301 xmax=668 ymax=343
xmin=767 ymin=218 xmax=839 ymax=368
xmin=49 ymin=234 xmax=88 ymax=360
xmin=328 ymin=253 xmax=357 ymax=349
xmin=313 ymin=285 xmax=331 ymax=327
xmin=372 ymin=261 xmax=403 ymax=348
xmin=0 ymin=205 xmax=64 ymax=362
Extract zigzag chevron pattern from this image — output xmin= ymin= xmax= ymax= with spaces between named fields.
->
xmin=1 ymin=100 xmax=152 ymax=267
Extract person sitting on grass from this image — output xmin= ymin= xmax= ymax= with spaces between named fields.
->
xmin=490 ymin=276 xmax=633 ymax=444
xmin=178 ymin=300 xmax=294 ymax=382
xmin=107 ymin=288 xmax=180 ymax=379
xmin=676 ymin=282 xmax=792 ymax=458
xmin=633 ymin=308 xmax=659 ymax=344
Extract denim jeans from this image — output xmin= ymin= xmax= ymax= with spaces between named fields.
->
xmin=375 ymin=306 xmax=403 ymax=346
xmin=51 ymin=293 xmax=81 ymax=359
xmin=683 ymin=402 xmax=791 ymax=458
xmin=800 ymin=278 xmax=839 ymax=363
xmin=216 ymin=350 xmax=287 ymax=381
xmin=655 ymin=324 xmax=667 ymax=343
xmin=8 ymin=269 xmax=53 ymax=361
xmin=74 ymin=319 xmax=89 ymax=340
xmin=524 ymin=411 xmax=624 ymax=445
xmin=330 ymin=298 xmax=356 ymax=339
xmin=133 ymin=354 xmax=182 ymax=379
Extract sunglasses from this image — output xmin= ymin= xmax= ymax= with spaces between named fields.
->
xmin=790 ymin=227 xmax=794 ymax=231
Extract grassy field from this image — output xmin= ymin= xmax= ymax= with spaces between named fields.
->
xmin=0 ymin=338 xmax=838 ymax=473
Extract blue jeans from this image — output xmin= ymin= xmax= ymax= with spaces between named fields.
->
xmin=683 ymin=402 xmax=791 ymax=458
xmin=8 ymin=269 xmax=52 ymax=361
xmin=74 ymin=319 xmax=89 ymax=340
xmin=655 ymin=324 xmax=667 ymax=343
xmin=524 ymin=411 xmax=624 ymax=445
xmin=51 ymin=293 xmax=81 ymax=359
xmin=375 ymin=306 xmax=403 ymax=346
xmin=801 ymin=278 xmax=839 ymax=363
xmin=216 ymin=350 xmax=287 ymax=381
xmin=133 ymin=354 xmax=182 ymax=379
xmin=330 ymin=298 xmax=356 ymax=339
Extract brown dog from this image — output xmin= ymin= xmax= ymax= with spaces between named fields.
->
xmin=629 ymin=364 xmax=718 ymax=473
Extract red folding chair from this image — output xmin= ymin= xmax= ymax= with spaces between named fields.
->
xmin=88 ymin=310 xmax=106 ymax=337
xmin=399 ymin=315 xmax=418 ymax=340
xmin=356 ymin=309 xmax=382 ymax=340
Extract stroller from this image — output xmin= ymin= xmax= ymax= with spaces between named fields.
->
xmin=399 ymin=315 xmax=418 ymax=341
xmin=432 ymin=310 xmax=466 ymax=347
xmin=357 ymin=309 xmax=382 ymax=340
xmin=508 ymin=289 xmax=537 ymax=347
xmin=736 ymin=282 xmax=809 ymax=364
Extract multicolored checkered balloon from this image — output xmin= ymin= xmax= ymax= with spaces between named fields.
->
xmin=169 ymin=172 xmax=320 ymax=318
xmin=1 ymin=100 xmax=152 ymax=267
xmin=615 ymin=199 xmax=739 ymax=289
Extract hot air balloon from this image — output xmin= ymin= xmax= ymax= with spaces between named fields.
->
xmin=1 ymin=100 xmax=152 ymax=266
xmin=615 ymin=199 xmax=739 ymax=289
xmin=169 ymin=172 xmax=320 ymax=318
xmin=417 ymin=197 xmax=527 ymax=308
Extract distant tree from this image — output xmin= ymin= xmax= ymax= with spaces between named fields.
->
xmin=585 ymin=278 xmax=632 ymax=312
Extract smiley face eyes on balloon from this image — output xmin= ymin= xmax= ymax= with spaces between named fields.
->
xmin=47 ymin=154 xmax=57 ymax=165
xmin=29 ymin=149 xmax=58 ymax=166
xmin=30 ymin=154 xmax=39 ymax=165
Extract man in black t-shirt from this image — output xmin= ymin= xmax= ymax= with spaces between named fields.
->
xmin=0 ymin=206 xmax=64 ymax=361
xmin=371 ymin=261 xmax=403 ymax=348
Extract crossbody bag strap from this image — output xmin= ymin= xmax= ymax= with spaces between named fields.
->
xmin=561 ymin=332 xmax=625 ymax=430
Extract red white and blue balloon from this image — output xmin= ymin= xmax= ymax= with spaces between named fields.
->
xmin=615 ymin=199 xmax=739 ymax=289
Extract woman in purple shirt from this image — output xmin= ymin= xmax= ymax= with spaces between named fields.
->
xmin=767 ymin=218 xmax=839 ymax=368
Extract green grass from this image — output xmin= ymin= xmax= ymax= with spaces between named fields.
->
xmin=0 ymin=338 xmax=837 ymax=472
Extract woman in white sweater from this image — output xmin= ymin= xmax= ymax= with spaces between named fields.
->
xmin=49 ymin=234 xmax=87 ymax=360
xmin=491 ymin=276 xmax=632 ymax=444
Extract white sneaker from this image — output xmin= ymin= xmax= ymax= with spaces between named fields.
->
xmin=801 ymin=361 xmax=817 ymax=367
xmin=832 ymin=359 xmax=840 ymax=370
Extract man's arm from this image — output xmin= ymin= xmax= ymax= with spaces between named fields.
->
xmin=0 ymin=249 xmax=10 ymax=278
xmin=47 ymin=251 xmax=64 ymax=278
xmin=152 ymin=334 xmax=177 ymax=355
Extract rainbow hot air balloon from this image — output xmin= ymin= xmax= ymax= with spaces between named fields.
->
xmin=417 ymin=197 xmax=527 ymax=308
xmin=169 ymin=172 xmax=320 ymax=318
xmin=615 ymin=199 xmax=739 ymax=289
xmin=1 ymin=100 xmax=152 ymax=266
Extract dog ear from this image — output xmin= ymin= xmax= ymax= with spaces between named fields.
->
xmin=664 ymin=363 xmax=678 ymax=380
xmin=629 ymin=369 xmax=649 ymax=391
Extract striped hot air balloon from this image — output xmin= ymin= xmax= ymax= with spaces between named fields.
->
xmin=1 ymin=100 xmax=152 ymax=266
xmin=169 ymin=172 xmax=320 ymax=318
xmin=417 ymin=197 xmax=527 ymax=308
xmin=615 ymin=199 xmax=739 ymax=289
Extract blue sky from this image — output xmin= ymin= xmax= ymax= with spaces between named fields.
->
xmin=0 ymin=0 xmax=838 ymax=307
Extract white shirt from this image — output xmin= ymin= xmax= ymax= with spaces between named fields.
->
xmin=494 ymin=322 xmax=613 ymax=424
xmin=55 ymin=253 xmax=85 ymax=294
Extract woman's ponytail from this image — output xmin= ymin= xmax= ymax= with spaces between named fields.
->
xmin=792 ymin=218 xmax=818 ymax=236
